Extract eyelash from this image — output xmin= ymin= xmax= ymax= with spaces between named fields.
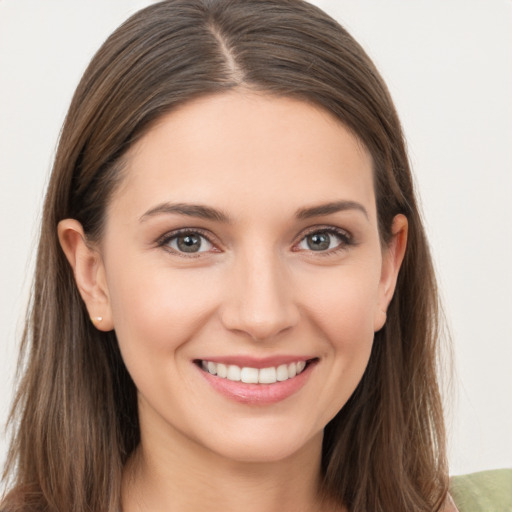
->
xmin=293 ymin=226 xmax=353 ymax=256
xmin=156 ymin=225 xmax=353 ymax=257
xmin=156 ymin=228 xmax=219 ymax=258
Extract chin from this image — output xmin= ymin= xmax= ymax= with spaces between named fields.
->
xmin=194 ymin=418 xmax=324 ymax=464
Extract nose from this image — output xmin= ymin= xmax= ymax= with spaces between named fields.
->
xmin=220 ymin=249 xmax=300 ymax=341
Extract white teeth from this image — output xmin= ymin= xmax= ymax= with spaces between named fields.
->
xmin=200 ymin=359 xmax=310 ymax=384
xmin=276 ymin=364 xmax=289 ymax=382
xmin=216 ymin=363 xmax=227 ymax=378
xmin=207 ymin=361 xmax=217 ymax=375
xmin=227 ymin=364 xmax=241 ymax=381
xmin=258 ymin=366 xmax=277 ymax=384
xmin=241 ymin=367 xmax=259 ymax=384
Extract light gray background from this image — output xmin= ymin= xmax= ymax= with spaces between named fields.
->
xmin=1 ymin=0 xmax=511 ymax=476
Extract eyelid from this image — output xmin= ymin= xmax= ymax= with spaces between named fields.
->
xmin=156 ymin=227 xmax=221 ymax=257
xmin=154 ymin=224 xmax=353 ymax=257
xmin=292 ymin=225 xmax=353 ymax=254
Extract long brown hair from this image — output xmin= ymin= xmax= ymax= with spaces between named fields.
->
xmin=2 ymin=1 xmax=449 ymax=510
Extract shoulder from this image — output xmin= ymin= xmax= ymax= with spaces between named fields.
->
xmin=449 ymin=468 xmax=512 ymax=512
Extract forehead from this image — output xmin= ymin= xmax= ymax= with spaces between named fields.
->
xmin=110 ymin=92 xmax=376 ymax=222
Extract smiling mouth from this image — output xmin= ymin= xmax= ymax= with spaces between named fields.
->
xmin=196 ymin=359 xmax=317 ymax=384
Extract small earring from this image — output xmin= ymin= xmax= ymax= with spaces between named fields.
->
xmin=91 ymin=316 xmax=103 ymax=324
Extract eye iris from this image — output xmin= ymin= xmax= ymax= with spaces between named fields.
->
xmin=307 ymin=232 xmax=330 ymax=251
xmin=177 ymin=234 xmax=202 ymax=252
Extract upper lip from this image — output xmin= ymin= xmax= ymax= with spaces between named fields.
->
xmin=195 ymin=355 xmax=317 ymax=369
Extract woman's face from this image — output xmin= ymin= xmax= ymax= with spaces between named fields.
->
xmin=92 ymin=92 xmax=405 ymax=463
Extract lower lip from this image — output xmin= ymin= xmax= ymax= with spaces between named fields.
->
xmin=197 ymin=362 xmax=316 ymax=405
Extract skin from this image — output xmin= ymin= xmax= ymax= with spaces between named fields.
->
xmin=59 ymin=92 xmax=408 ymax=512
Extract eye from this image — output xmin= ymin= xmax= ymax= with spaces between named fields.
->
xmin=296 ymin=228 xmax=350 ymax=253
xmin=161 ymin=231 xmax=214 ymax=254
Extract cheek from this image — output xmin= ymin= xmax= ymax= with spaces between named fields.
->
xmin=299 ymin=263 xmax=381 ymax=346
xmin=106 ymin=261 xmax=222 ymax=359
xmin=319 ymin=281 xmax=377 ymax=376
xmin=297 ymin=264 xmax=380 ymax=411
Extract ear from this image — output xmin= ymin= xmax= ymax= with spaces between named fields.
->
xmin=57 ymin=219 xmax=114 ymax=331
xmin=374 ymin=214 xmax=408 ymax=332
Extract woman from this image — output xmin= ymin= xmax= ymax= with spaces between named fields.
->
xmin=1 ymin=1 xmax=455 ymax=510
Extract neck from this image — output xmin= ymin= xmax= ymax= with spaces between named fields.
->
xmin=121 ymin=420 xmax=335 ymax=512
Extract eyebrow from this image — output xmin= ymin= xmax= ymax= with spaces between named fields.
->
xmin=140 ymin=202 xmax=232 ymax=223
xmin=140 ymin=199 xmax=369 ymax=223
xmin=295 ymin=200 xmax=369 ymax=220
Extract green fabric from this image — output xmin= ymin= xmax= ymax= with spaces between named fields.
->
xmin=450 ymin=469 xmax=512 ymax=512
